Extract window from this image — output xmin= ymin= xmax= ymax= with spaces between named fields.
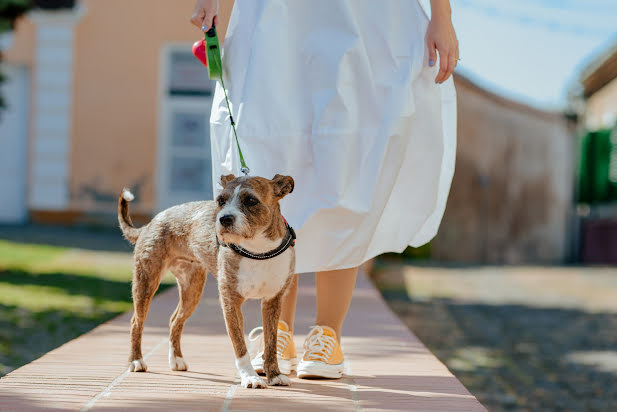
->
xmin=158 ymin=46 xmax=215 ymax=211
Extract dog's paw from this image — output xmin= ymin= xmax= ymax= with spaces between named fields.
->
xmin=169 ymin=356 xmax=188 ymax=371
xmin=129 ymin=359 xmax=147 ymax=372
xmin=241 ymin=375 xmax=267 ymax=389
xmin=268 ymin=374 xmax=291 ymax=386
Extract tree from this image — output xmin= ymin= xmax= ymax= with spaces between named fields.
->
xmin=0 ymin=0 xmax=32 ymax=110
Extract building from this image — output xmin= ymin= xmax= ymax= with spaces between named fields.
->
xmin=1 ymin=0 xmax=234 ymax=225
xmin=572 ymin=40 xmax=617 ymax=264
xmin=431 ymin=75 xmax=576 ymax=264
xmin=579 ymin=41 xmax=617 ymax=131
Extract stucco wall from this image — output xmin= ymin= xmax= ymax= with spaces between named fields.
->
xmin=586 ymin=75 xmax=617 ymax=130
xmin=431 ymin=76 xmax=576 ymax=264
xmin=3 ymin=18 xmax=35 ymax=65
xmin=70 ymin=0 xmax=234 ymax=215
xmin=4 ymin=0 xmax=234 ymax=220
xmin=3 ymin=18 xmax=36 ymax=212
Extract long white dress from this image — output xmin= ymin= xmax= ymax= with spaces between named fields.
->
xmin=210 ymin=0 xmax=457 ymax=274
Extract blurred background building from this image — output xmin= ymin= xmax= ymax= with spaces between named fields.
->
xmin=0 ymin=0 xmax=235 ymax=227
xmin=432 ymin=75 xmax=576 ymax=264
xmin=574 ymin=43 xmax=617 ymax=264
xmin=1 ymin=0 xmax=616 ymax=265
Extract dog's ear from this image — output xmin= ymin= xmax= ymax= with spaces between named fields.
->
xmin=220 ymin=174 xmax=236 ymax=188
xmin=271 ymin=174 xmax=294 ymax=198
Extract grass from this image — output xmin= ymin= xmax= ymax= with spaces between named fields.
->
xmin=0 ymin=239 xmax=174 ymax=376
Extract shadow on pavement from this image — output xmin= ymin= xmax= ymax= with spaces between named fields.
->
xmin=0 ymin=224 xmax=132 ymax=252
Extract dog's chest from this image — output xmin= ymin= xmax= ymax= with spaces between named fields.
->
xmin=235 ymin=250 xmax=292 ymax=300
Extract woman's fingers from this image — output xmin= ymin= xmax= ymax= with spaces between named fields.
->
xmin=434 ymin=41 xmax=459 ymax=83
xmin=427 ymin=41 xmax=437 ymax=68
xmin=190 ymin=7 xmax=206 ymax=28
xmin=202 ymin=10 xmax=217 ymax=31
xmin=447 ymin=51 xmax=457 ymax=80
xmin=455 ymin=40 xmax=460 ymax=62
xmin=190 ymin=0 xmax=218 ymax=31
xmin=435 ymin=46 xmax=450 ymax=83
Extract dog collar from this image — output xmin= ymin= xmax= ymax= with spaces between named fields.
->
xmin=217 ymin=216 xmax=296 ymax=260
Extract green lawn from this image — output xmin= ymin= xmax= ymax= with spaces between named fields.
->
xmin=0 ymin=240 xmax=174 ymax=376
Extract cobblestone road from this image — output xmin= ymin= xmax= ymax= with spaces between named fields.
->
xmin=371 ymin=261 xmax=617 ymax=412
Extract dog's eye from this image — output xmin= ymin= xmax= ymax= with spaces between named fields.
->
xmin=243 ymin=196 xmax=258 ymax=207
xmin=217 ymin=196 xmax=226 ymax=207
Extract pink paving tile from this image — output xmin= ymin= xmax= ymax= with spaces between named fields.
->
xmin=0 ymin=266 xmax=485 ymax=411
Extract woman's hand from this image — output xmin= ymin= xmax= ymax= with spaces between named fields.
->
xmin=426 ymin=1 xmax=459 ymax=84
xmin=190 ymin=0 xmax=219 ymax=31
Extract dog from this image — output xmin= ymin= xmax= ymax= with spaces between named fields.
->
xmin=117 ymin=173 xmax=296 ymax=389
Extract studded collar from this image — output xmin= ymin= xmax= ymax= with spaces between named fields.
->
xmin=217 ymin=216 xmax=296 ymax=260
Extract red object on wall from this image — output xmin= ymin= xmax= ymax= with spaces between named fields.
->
xmin=580 ymin=218 xmax=617 ymax=264
xmin=192 ymin=39 xmax=208 ymax=68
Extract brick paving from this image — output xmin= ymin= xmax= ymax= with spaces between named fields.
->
xmin=0 ymin=267 xmax=485 ymax=411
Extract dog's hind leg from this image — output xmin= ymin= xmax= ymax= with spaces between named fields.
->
xmin=168 ymin=265 xmax=206 ymax=371
xmin=262 ymin=293 xmax=291 ymax=386
xmin=128 ymin=258 xmax=164 ymax=372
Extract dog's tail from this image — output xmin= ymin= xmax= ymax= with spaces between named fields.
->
xmin=118 ymin=188 xmax=142 ymax=245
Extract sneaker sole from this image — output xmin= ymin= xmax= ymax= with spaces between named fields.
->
xmin=252 ymin=357 xmax=297 ymax=376
xmin=297 ymin=360 xmax=344 ymax=379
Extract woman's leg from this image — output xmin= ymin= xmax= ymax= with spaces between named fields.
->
xmin=315 ymin=267 xmax=358 ymax=341
xmin=296 ymin=266 xmax=358 ymax=378
xmin=279 ymin=274 xmax=298 ymax=331
xmin=279 ymin=267 xmax=358 ymax=337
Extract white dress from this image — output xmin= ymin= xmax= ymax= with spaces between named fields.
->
xmin=210 ymin=0 xmax=457 ymax=274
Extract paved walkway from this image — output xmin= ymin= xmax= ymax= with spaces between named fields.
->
xmin=0 ymin=268 xmax=485 ymax=411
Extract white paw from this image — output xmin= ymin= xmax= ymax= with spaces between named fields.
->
xmin=129 ymin=359 xmax=147 ymax=372
xmin=169 ymin=356 xmax=188 ymax=371
xmin=241 ymin=375 xmax=267 ymax=389
xmin=268 ymin=374 xmax=291 ymax=386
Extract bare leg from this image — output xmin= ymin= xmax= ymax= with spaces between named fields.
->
xmin=279 ymin=274 xmax=298 ymax=331
xmin=315 ymin=267 xmax=358 ymax=341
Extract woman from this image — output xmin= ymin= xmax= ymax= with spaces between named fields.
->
xmin=191 ymin=0 xmax=458 ymax=379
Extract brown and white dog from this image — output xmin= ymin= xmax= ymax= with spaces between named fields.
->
xmin=118 ymin=174 xmax=296 ymax=388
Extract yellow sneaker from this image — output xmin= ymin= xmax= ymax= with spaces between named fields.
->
xmin=249 ymin=320 xmax=297 ymax=375
xmin=297 ymin=325 xmax=344 ymax=379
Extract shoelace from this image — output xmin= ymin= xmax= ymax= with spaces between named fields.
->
xmin=248 ymin=326 xmax=292 ymax=359
xmin=303 ymin=326 xmax=336 ymax=362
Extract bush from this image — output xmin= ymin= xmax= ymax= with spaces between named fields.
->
xmin=0 ymin=0 xmax=32 ymax=110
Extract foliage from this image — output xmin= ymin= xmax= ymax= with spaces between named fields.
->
xmin=0 ymin=0 xmax=32 ymax=110
xmin=0 ymin=0 xmax=31 ymax=32
xmin=379 ymin=243 xmax=432 ymax=262
xmin=578 ymin=128 xmax=617 ymax=204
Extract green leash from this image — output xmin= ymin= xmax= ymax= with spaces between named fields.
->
xmin=205 ymin=26 xmax=250 ymax=175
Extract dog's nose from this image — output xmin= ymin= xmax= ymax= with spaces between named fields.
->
xmin=219 ymin=214 xmax=235 ymax=227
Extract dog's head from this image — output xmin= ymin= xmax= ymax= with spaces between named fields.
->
xmin=215 ymin=174 xmax=294 ymax=244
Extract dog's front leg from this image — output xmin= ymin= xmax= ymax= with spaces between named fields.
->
xmin=220 ymin=292 xmax=267 ymax=389
xmin=262 ymin=293 xmax=291 ymax=386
